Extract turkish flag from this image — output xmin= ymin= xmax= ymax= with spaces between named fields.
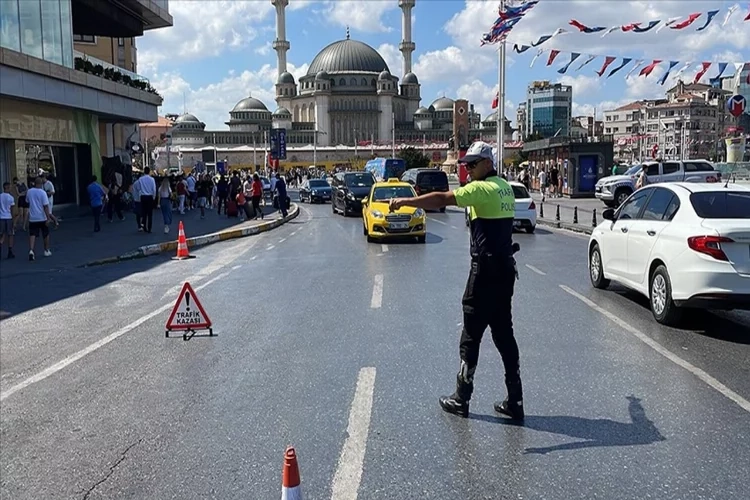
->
xmin=491 ymin=94 xmax=499 ymax=109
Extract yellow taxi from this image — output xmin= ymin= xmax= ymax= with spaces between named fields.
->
xmin=362 ymin=178 xmax=427 ymax=243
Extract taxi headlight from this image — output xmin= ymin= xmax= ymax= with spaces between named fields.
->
xmin=371 ymin=210 xmax=384 ymax=219
xmin=413 ymin=208 xmax=425 ymax=218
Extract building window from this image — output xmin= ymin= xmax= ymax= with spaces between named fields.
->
xmin=18 ymin=0 xmax=43 ymax=59
xmin=0 ymin=0 xmax=22 ymax=51
xmin=118 ymin=37 xmax=124 ymax=46
xmin=73 ymin=34 xmax=95 ymax=43
xmin=350 ymin=78 xmax=356 ymax=86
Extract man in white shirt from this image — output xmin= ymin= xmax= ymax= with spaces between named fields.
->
xmin=42 ymin=173 xmax=55 ymax=213
xmin=0 ymin=182 xmax=16 ymax=259
xmin=186 ymin=173 xmax=197 ymax=210
xmin=537 ymin=169 xmax=547 ymax=202
xmin=135 ymin=167 xmax=157 ymax=233
xmin=26 ymin=177 xmax=58 ymax=261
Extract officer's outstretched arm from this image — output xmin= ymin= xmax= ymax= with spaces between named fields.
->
xmin=390 ymin=191 xmax=456 ymax=211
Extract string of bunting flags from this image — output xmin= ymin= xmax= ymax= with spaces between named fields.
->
xmin=512 ymin=4 xmax=750 ymax=52
xmin=481 ymin=0 xmax=539 ymax=45
xmin=521 ymin=45 xmax=750 ymax=87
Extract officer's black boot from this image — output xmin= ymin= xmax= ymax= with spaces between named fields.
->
xmin=439 ymin=361 xmax=475 ymax=418
xmin=494 ymin=378 xmax=524 ymax=420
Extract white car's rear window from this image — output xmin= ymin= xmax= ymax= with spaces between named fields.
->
xmin=690 ymin=192 xmax=750 ymax=219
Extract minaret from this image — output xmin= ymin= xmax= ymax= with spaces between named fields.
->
xmin=398 ymin=0 xmax=416 ymax=75
xmin=271 ymin=0 xmax=290 ymax=76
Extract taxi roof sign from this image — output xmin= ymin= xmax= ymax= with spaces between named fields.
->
xmin=387 ymin=178 xmax=401 ymax=183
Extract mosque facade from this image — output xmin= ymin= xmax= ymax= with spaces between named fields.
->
xmin=160 ymin=0 xmax=517 ymax=170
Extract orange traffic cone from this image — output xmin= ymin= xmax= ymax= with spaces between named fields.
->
xmin=281 ymin=446 xmax=302 ymax=500
xmin=172 ymin=221 xmax=195 ymax=260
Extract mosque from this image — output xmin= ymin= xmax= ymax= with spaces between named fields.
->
xmin=160 ymin=0 xmax=517 ymax=170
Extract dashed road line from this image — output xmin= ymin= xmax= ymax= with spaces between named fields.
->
xmin=266 ymin=245 xmax=275 ymax=250
xmin=559 ymin=284 xmax=750 ymax=414
xmin=525 ymin=264 xmax=546 ymax=276
xmin=231 ymin=265 xmax=242 ymax=270
xmin=278 ymin=238 xmax=287 ymax=243
xmin=331 ymin=367 xmax=376 ymax=500
xmin=450 ymin=225 xmax=458 ymax=229
xmin=370 ymin=274 xmax=383 ymax=309
xmin=0 ymin=272 xmax=231 ymax=402
xmin=428 ymin=217 xmax=447 ymax=225
xmin=381 ymin=244 xmax=389 ymax=253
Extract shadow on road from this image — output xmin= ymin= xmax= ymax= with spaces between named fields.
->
xmin=469 ymin=396 xmax=665 ymax=455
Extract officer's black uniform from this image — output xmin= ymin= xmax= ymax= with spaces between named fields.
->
xmin=439 ymin=169 xmax=524 ymax=420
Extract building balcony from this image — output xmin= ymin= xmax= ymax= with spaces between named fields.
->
xmin=72 ymin=0 xmax=173 ymax=38
xmin=1 ymin=46 xmax=162 ymax=123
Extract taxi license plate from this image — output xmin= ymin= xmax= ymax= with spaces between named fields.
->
xmin=389 ymin=222 xmax=408 ymax=229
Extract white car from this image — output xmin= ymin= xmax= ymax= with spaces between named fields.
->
xmin=588 ymin=182 xmax=750 ymax=325
xmin=464 ymin=181 xmax=537 ymax=233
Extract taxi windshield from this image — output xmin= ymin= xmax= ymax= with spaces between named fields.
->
xmin=372 ymin=186 xmax=414 ymax=201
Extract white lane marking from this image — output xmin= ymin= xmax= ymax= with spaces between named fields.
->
xmin=525 ymin=264 xmax=547 ymax=276
xmin=450 ymin=225 xmax=458 ymax=229
xmin=0 ymin=272 xmax=231 ymax=402
xmin=381 ymin=244 xmax=388 ymax=253
xmin=251 ymin=255 xmax=258 ymax=260
xmin=331 ymin=367 xmax=376 ymax=500
xmin=278 ymin=238 xmax=287 ymax=243
xmin=428 ymin=217 xmax=447 ymax=225
xmin=231 ymin=265 xmax=242 ymax=270
xmin=290 ymin=231 xmax=298 ymax=236
xmin=266 ymin=245 xmax=275 ymax=250
xmin=559 ymin=285 xmax=750 ymax=414
xmin=370 ymin=274 xmax=383 ymax=309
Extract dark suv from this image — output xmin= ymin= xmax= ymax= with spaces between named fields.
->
xmin=401 ymin=168 xmax=449 ymax=212
xmin=331 ymin=171 xmax=376 ymax=216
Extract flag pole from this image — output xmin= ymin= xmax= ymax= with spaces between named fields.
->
xmin=496 ymin=0 xmax=506 ymax=176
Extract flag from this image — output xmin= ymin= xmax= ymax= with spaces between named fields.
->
xmin=632 ymin=20 xmax=660 ymax=32
xmin=558 ymin=53 xmax=580 ymax=74
xmin=547 ymin=50 xmax=561 ymax=66
xmin=607 ymin=58 xmax=632 ymax=78
xmin=569 ymin=20 xmax=606 ymax=33
xmin=723 ymin=5 xmax=738 ymax=26
xmin=576 ymin=54 xmax=597 ymax=71
xmin=639 ymin=60 xmax=662 ymax=77
xmin=499 ymin=0 xmax=539 ymax=20
xmin=530 ymin=48 xmax=545 ymax=68
xmin=657 ymin=61 xmax=680 ymax=85
xmin=670 ymin=13 xmax=701 ymax=30
xmin=693 ymin=62 xmax=712 ymax=83
xmin=625 ymin=60 xmax=644 ymax=79
xmin=601 ymin=26 xmax=620 ymax=38
xmin=596 ymin=56 xmax=617 ymax=77
xmin=696 ymin=10 xmax=720 ymax=31
xmin=674 ymin=61 xmax=693 ymax=78
xmin=713 ymin=62 xmax=729 ymax=80
xmin=491 ymin=93 xmax=499 ymax=109
xmin=621 ymin=23 xmax=640 ymax=32
xmin=656 ymin=17 xmax=681 ymax=33
xmin=513 ymin=44 xmax=531 ymax=54
xmin=531 ymin=34 xmax=552 ymax=46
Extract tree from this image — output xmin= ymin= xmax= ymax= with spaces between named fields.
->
xmin=398 ymin=146 xmax=431 ymax=170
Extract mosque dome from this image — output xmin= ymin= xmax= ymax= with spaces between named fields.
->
xmin=277 ymin=71 xmax=295 ymax=84
xmin=402 ymin=72 xmax=419 ymax=84
xmin=232 ymin=97 xmax=269 ymax=112
xmin=431 ymin=97 xmax=455 ymax=110
xmin=307 ymin=38 xmax=391 ymax=75
xmin=174 ymin=113 xmax=200 ymax=123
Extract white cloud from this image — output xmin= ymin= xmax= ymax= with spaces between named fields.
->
xmin=558 ymin=74 xmax=601 ymax=98
xmin=138 ymin=0 xmax=274 ymax=73
xmin=320 ymin=0 xmax=398 ymax=33
xmin=377 ymin=43 xmax=403 ymax=76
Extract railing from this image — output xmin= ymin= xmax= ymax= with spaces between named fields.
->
xmin=73 ymin=50 xmax=149 ymax=84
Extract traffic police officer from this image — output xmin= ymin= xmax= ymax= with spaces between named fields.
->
xmin=388 ymin=141 xmax=524 ymax=420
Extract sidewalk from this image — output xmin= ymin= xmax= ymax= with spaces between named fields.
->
xmin=0 ymin=204 xmax=291 ymax=279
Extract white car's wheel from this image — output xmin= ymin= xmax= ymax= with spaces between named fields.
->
xmin=589 ymin=244 xmax=610 ymax=289
xmin=650 ymin=265 xmax=682 ymax=326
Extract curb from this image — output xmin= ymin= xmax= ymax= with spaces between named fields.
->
xmin=83 ymin=204 xmax=300 ymax=267
xmin=537 ymin=217 xmax=594 ymax=236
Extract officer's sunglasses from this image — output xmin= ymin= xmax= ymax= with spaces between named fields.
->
xmin=462 ymin=159 xmax=482 ymax=170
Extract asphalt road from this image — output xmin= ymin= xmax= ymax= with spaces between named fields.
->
xmin=1 ymin=194 xmax=749 ymax=499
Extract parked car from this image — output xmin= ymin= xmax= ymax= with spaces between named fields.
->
xmin=595 ymin=160 xmax=721 ymax=208
xmin=587 ymin=182 xmax=750 ymax=325
xmin=401 ymin=168 xmax=449 ymax=212
xmin=299 ymin=179 xmax=331 ymax=203
xmin=464 ymin=181 xmax=536 ymax=233
xmin=331 ymin=171 xmax=375 ymax=216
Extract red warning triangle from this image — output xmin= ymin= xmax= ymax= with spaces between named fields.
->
xmin=166 ymin=282 xmax=212 ymax=331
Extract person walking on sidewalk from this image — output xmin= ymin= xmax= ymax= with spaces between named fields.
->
xmin=12 ymin=177 xmax=28 ymax=232
xmin=26 ymin=177 xmax=58 ymax=261
xmin=216 ymin=175 xmax=229 ymax=215
xmin=135 ymin=167 xmax=156 ymax=233
xmin=275 ymin=173 xmax=288 ymax=218
xmin=388 ymin=141 xmax=524 ymax=420
xmin=106 ymin=175 xmax=124 ymax=222
xmin=176 ymin=175 xmax=188 ymax=215
xmin=159 ymin=177 xmax=173 ymax=233
xmin=0 ymin=182 xmax=16 ymax=259
xmin=251 ymin=174 xmax=264 ymax=220
xmin=196 ymin=174 xmax=211 ymax=219
xmin=186 ymin=172 xmax=197 ymax=211
xmin=86 ymin=176 xmax=107 ymax=233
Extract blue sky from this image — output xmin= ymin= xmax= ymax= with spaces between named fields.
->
xmin=138 ymin=0 xmax=750 ymax=130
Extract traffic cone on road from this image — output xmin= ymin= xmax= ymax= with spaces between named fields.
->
xmin=281 ymin=446 xmax=302 ymax=500
xmin=172 ymin=221 xmax=195 ymax=260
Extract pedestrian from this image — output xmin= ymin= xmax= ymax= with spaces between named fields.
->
xmin=186 ymin=172 xmax=197 ymax=211
xmin=86 ymin=175 xmax=107 ymax=232
xmin=26 ymin=176 xmax=58 ymax=261
xmin=12 ymin=177 xmax=28 ymax=232
xmin=176 ymin=175 xmax=188 ymax=215
xmin=0 ymin=182 xmax=16 ymax=258
xmin=275 ymin=173 xmax=288 ymax=218
xmin=159 ymin=177 xmax=173 ymax=233
xmin=388 ymin=141 xmax=524 ymax=420
xmin=135 ymin=167 xmax=157 ymax=233
xmin=41 ymin=173 xmax=55 ymax=214
xmin=106 ymin=174 xmax=124 ymax=222
xmin=216 ymin=175 xmax=229 ymax=215
xmin=196 ymin=174 xmax=210 ymax=219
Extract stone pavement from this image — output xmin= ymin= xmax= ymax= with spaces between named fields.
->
xmin=0 ymin=204 xmax=286 ymax=279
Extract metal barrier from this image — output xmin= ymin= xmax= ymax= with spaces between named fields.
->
xmin=538 ymin=202 xmax=601 ymax=228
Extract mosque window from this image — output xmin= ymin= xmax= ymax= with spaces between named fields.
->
xmin=371 ymin=78 xmax=376 ymax=86
xmin=317 ymin=84 xmax=320 ymax=90
xmin=339 ymin=78 xmax=345 ymax=86
xmin=350 ymin=78 xmax=356 ymax=86
xmin=361 ymin=78 xmax=367 ymax=86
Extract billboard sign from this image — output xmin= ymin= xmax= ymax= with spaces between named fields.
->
xmin=270 ymin=128 xmax=287 ymax=160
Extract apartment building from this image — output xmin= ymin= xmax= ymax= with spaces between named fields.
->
xmin=603 ymin=101 xmax=652 ymax=160
xmin=0 ymin=0 xmax=172 ymax=212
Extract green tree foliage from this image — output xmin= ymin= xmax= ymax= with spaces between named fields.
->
xmin=398 ymin=146 xmax=431 ymax=170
